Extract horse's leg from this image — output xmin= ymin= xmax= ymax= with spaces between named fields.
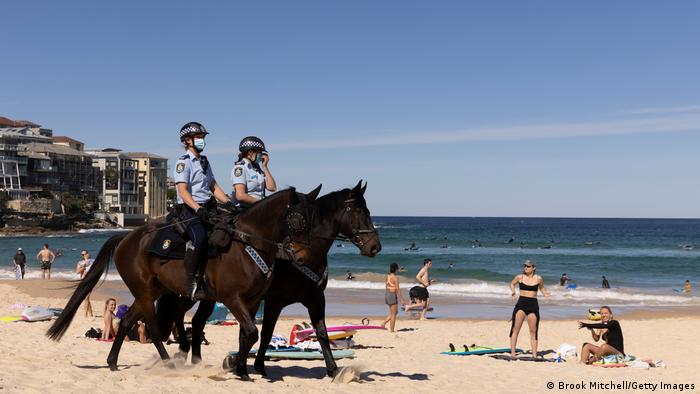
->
xmin=135 ymin=296 xmax=171 ymax=363
xmin=106 ymin=304 xmax=142 ymax=371
xmin=223 ymin=297 xmax=259 ymax=381
xmin=254 ymin=299 xmax=283 ymax=377
xmin=190 ymin=300 xmax=215 ymax=364
xmin=174 ymin=305 xmax=190 ymax=357
xmin=304 ymin=291 xmax=337 ymax=377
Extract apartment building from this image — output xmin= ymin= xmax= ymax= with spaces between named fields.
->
xmin=124 ymin=152 xmax=168 ymax=218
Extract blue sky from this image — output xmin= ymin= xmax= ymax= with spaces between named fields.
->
xmin=3 ymin=1 xmax=700 ymax=217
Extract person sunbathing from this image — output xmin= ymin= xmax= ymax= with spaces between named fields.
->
xmin=101 ymin=298 xmax=117 ymax=340
xmin=578 ymin=305 xmax=624 ymax=364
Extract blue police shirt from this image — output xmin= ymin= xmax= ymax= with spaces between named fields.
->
xmin=230 ymin=158 xmax=265 ymax=206
xmin=173 ymin=151 xmax=216 ymax=204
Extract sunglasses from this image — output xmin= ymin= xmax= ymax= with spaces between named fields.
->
xmin=81 ymin=252 xmax=88 ymax=256
xmin=523 ymin=264 xmax=534 ymax=268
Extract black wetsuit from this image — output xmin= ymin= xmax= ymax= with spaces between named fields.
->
xmin=580 ymin=320 xmax=624 ymax=355
xmin=510 ymin=282 xmax=541 ymax=339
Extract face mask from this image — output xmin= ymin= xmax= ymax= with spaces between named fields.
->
xmin=255 ymin=153 xmax=263 ymax=164
xmin=193 ymin=138 xmax=206 ymax=151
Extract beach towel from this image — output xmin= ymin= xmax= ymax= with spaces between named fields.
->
xmin=592 ymin=354 xmax=636 ymax=368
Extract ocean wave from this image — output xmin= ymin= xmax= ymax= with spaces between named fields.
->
xmin=77 ymin=228 xmax=131 ymax=234
xmin=0 ymin=268 xmax=123 ymax=281
xmin=325 ymin=279 xmax=696 ymax=306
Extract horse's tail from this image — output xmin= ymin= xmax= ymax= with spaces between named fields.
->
xmin=46 ymin=232 xmax=127 ymax=341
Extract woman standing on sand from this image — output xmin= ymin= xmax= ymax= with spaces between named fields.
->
xmin=509 ymin=260 xmax=550 ymax=357
xmin=102 ymin=298 xmax=117 ymax=340
xmin=382 ymin=263 xmax=406 ymax=332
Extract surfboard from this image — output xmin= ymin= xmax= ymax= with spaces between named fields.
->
xmin=21 ymin=306 xmax=54 ymax=322
xmin=227 ymin=348 xmax=355 ymax=360
xmin=441 ymin=346 xmax=522 ymax=356
xmin=0 ymin=316 xmax=22 ymax=323
xmin=404 ymin=306 xmax=434 ymax=312
xmin=297 ymin=330 xmax=358 ymax=341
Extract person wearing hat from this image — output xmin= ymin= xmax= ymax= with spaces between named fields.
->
xmin=173 ymin=122 xmax=232 ymax=300
xmin=13 ymin=247 xmax=26 ymax=280
xmin=230 ymin=136 xmax=277 ymax=209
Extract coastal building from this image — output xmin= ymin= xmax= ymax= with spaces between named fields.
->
xmin=0 ymin=117 xmax=53 ymax=195
xmin=124 ymin=152 xmax=168 ymax=219
xmin=18 ymin=142 xmax=102 ymax=204
xmin=86 ymin=148 xmax=140 ymax=215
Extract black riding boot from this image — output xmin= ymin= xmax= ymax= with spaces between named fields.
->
xmin=183 ymin=247 xmax=204 ymax=301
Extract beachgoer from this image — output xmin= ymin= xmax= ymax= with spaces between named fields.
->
xmin=509 ymin=260 xmax=550 ymax=357
xmin=174 ymin=122 xmax=232 ymax=300
xmin=13 ymin=247 xmax=26 ymax=280
xmin=578 ymin=306 xmax=624 ymax=364
xmin=126 ymin=320 xmax=150 ymax=343
xmin=399 ymin=266 xmax=406 ymax=273
xmin=601 ymin=276 xmax=610 ymax=289
xmin=102 ymin=298 xmax=117 ymax=340
xmin=559 ymin=273 xmax=569 ymax=286
xmin=346 ymin=271 xmax=356 ymax=280
xmin=231 ymin=136 xmax=276 ymax=209
xmin=683 ymin=280 xmax=692 ymax=294
xmin=448 ymin=263 xmax=454 ymax=270
xmin=76 ymin=250 xmax=94 ymax=317
xmin=36 ymin=243 xmax=55 ymax=280
xmin=404 ymin=258 xmax=433 ymax=320
xmin=382 ymin=263 xmax=406 ymax=332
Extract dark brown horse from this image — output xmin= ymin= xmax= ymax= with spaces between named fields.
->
xmin=157 ymin=181 xmax=381 ymax=378
xmin=47 ymin=187 xmax=302 ymax=379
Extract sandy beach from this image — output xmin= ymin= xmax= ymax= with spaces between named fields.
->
xmin=0 ymin=279 xmax=698 ymax=394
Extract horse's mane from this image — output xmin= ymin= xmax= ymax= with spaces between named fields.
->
xmin=242 ymin=187 xmax=295 ymax=217
xmin=313 ymin=187 xmax=359 ymax=218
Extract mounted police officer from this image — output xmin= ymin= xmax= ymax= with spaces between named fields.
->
xmin=231 ymin=136 xmax=277 ymax=208
xmin=173 ymin=122 xmax=231 ymax=300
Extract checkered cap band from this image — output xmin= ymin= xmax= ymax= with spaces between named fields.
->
xmin=239 ymin=136 xmax=266 ymax=152
xmin=179 ymin=122 xmax=208 ymax=139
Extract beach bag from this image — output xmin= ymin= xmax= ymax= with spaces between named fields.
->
xmin=85 ymin=327 xmax=102 ymax=339
xmin=116 ymin=304 xmax=129 ymax=319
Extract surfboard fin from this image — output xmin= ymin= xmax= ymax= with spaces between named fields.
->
xmin=449 ymin=343 xmax=455 ymax=352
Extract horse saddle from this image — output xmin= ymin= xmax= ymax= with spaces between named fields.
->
xmin=148 ymin=209 xmax=233 ymax=260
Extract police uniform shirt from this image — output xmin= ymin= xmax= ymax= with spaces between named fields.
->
xmin=173 ymin=151 xmax=216 ymax=204
xmin=230 ymin=158 xmax=265 ymax=204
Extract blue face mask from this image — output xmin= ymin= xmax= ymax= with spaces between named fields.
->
xmin=193 ymin=138 xmax=206 ymax=151
xmin=255 ymin=152 xmax=263 ymax=164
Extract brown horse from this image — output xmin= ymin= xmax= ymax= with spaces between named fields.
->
xmin=47 ymin=187 xmax=302 ymax=379
xmin=156 ymin=181 xmax=381 ymax=378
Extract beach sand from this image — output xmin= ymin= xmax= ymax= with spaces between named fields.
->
xmin=0 ymin=280 xmax=698 ymax=393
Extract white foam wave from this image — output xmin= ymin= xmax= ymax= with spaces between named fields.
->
xmin=326 ymin=279 xmax=695 ymax=306
xmin=0 ymin=268 xmax=123 ymax=281
xmin=77 ymin=228 xmax=130 ymax=234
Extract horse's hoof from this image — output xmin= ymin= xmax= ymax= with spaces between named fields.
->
xmin=236 ymin=373 xmax=252 ymax=382
xmin=191 ymin=356 xmax=202 ymax=365
xmin=254 ymin=364 xmax=267 ymax=377
xmin=174 ymin=351 xmax=188 ymax=359
xmin=108 ymin=364 xmax=118 ymax=372
xmin=222 ymin=356 xmax=235 ymax=371
xmin=327 ymin=368 xmax=337 ymax=378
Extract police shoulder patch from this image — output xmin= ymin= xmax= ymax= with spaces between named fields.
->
xmin=234 ymin=167 xmax=243 ymax=177
xmin=176 ymin=162 xmax=185 ymax=173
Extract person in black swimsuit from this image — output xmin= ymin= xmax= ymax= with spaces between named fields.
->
xmin=509 ymin=260 xmax=550 ymax=357
xmin=578 ymin=305 xmax=624 ymax=364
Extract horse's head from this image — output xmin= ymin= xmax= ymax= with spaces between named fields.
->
xmin=337 ymin=180 xmax=381 ymax=257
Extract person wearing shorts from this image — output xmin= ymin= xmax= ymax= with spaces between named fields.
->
xmin=36 ymin=244 xmax=55 ymax=280
xmin=382 ymin=263 xmax=406 ymax=332
xmin=404 ymin=258 xmax=434 ymax=320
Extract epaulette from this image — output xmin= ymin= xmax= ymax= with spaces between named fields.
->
xmin=178 ymin=154 xmax=189 ymax=160
xmin=234 ymin=160 xmax=244 ymax=165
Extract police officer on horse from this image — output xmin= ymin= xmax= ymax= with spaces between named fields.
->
xmin=231 ymin=136 xmax=277 ymax=209
xmin=173 ymin=122 xmax=232 ymax=300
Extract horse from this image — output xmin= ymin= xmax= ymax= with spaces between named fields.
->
xmin=157 ymin=180 xmax=381 ymax=378
xmin=47 ymin=187 xmax=304 ymax=380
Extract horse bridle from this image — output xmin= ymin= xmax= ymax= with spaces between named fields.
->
xmin=334 ymin=198 xmax=379 ymax=248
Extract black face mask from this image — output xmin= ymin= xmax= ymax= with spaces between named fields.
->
xmin=199 ymin=155 xmax=209 ymax=172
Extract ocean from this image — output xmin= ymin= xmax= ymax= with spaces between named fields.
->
xmin=2 ymin=217 xmax=699 ymax=315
